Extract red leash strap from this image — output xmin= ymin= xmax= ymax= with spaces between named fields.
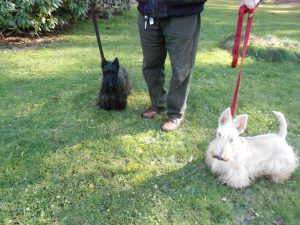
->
xmin=230 ymin=5 xmax=257 ymax=117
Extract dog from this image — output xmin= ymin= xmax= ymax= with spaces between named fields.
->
xmin=90 ymin=3 xmax=131 ymax=110
xmin=97 ymin=57 xmax=131 ymax=110
xmin=205 ymin=108 xmax=299 ymax=188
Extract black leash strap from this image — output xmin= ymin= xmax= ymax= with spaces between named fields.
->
xmin=91 ymin=2 xmax=106 ymax=64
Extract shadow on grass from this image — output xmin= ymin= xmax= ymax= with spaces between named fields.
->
xmin=56 ymin=158 xmax=237 ymax=224
xmin=52 ymin=154 xmax=299 ymax=225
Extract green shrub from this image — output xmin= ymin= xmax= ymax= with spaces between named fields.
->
xmin=0 ymin=0 xmax=130 ymax=37
xmin=0 ymin=0 xmax=62 ymax=36
xmin=56 ymin=0 xmax=90 ymax=27
xmin=95 ymin=0 xmax=131 ymax=19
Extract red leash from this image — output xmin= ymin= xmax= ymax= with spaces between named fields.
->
xmin=230 ymin=5 xmax=257 ymax=117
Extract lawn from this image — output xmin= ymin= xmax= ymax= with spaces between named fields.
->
xmin=0 ymin=0 xmax=299 ymax=224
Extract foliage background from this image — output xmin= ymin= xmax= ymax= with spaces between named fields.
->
xmin=0 ymin=0 xmax=130 ymax=36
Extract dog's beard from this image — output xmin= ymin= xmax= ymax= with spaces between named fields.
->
xmin=102 ymin=78 xmax=120 ymax=92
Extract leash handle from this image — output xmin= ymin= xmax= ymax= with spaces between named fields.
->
xmin=91 ymin=2 xmax=107 ymax=66
xmin=230 ymin=5 xmax=257 ymax=117
xmin=231 ymin=5 xmax=256 ymax=68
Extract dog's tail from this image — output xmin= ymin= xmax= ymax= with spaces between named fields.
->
xmin=273 ymin=111 xmax=287 ymax=138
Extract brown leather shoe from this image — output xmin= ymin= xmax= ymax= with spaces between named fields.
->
xmin=161 ymin=117 xmax=184 ymax=132
xmin=141 ymin=106 xmax=165 ymax=119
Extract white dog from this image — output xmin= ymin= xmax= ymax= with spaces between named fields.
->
xmin=205 ymin=108 xmax=299 ymax=188
xmin=240 ymin=0 xmax=260 ymax=9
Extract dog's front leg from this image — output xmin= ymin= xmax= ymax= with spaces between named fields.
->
xmin=220 ymin=166 xmax=251 ymax=188
xmin=99 ymin=94 xmax=111 ymax=110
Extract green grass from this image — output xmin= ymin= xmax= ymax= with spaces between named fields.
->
xmin=0 ymin=1 xmax=300 ymax=224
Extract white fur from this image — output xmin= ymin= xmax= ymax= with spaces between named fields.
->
xmin=205 ymin=108 xmax=299 ymax=188
xmin=240 ymin=0 xmax=260 ymax=9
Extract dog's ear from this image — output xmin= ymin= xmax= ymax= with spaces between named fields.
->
xmin=112 ymin=57 xmax=119 ymax=68
xmin=233 ymin=114 xmax=248 ymax=134
xmin=218 ymin=108 xmax=232 ymax=126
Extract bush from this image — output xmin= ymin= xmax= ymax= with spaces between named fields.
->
xmin=0 ymin=0 xmax=130 ymax=37
xmin=95 ymin=0 xmax=131 ymax=19
xmin=56 ymin=0 xmax=90 ymax=27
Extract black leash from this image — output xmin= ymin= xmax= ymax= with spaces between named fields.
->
xmin=91 ymin=2 xmax=107 ymax=65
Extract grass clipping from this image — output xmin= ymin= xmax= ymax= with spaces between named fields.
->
xmin=220 ymin=34 xmax=300 ymax=63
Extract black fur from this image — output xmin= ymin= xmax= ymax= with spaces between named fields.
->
xmin=97 ymin=57 xmax=131 ymax=110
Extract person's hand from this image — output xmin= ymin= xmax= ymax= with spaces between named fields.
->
xmin=240 ymin=0 xmax=260 ymax=9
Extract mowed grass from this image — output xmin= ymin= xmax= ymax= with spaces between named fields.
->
xmin=0 ymin=0 xmax=299 ymax=224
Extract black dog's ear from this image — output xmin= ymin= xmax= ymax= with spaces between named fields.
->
xmin=101 ymin=58 xmax=108 ymax=68
xmin=112 ymin=57 xmax=119 ymax=68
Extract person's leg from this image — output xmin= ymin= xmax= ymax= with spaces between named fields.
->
xmin=162 ymin=14 xmax=201 ymax=121
xmin=138 ymin=14 xmax=168 ymax=113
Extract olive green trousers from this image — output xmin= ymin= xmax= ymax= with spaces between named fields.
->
xmin=138 ymin=13 xmax=201 ymax=119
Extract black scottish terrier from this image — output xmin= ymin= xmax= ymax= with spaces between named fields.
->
xmin=98 ymin=57 xmax=131 ymax=110
xmin=91 ymin=3 xmax=131 ymax=110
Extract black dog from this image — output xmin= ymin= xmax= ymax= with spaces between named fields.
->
xmin=98 ymin=57 xmax=131 ymax=110
xmin=91 ymin=3 xmax=131 ymax=110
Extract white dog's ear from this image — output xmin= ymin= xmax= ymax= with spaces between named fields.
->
xmin=233 ymin=114 xmax=248 ymax=134
xmin=218 ymin=108 xmax=232 ymax=126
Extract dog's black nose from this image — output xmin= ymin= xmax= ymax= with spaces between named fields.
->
xmin=213 ymin=155 xmax=223 ymax=161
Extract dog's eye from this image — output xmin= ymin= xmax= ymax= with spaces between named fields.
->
xmin=229 ymin=138 xmax=234 ymax=143
xmin=217 ymin=132 xmax=221 ymax=138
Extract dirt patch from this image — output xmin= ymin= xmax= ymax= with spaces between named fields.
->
xmin=220 ymin=34 xmax=300 ymax=63
xmin=0 ymin=35 xmax=64 ymax=49
xmin=250 ymin=35 xmax=299 ymax=49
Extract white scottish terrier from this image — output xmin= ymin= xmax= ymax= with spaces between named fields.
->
xmin=205 ymin=108 xmax=299 ymax=188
